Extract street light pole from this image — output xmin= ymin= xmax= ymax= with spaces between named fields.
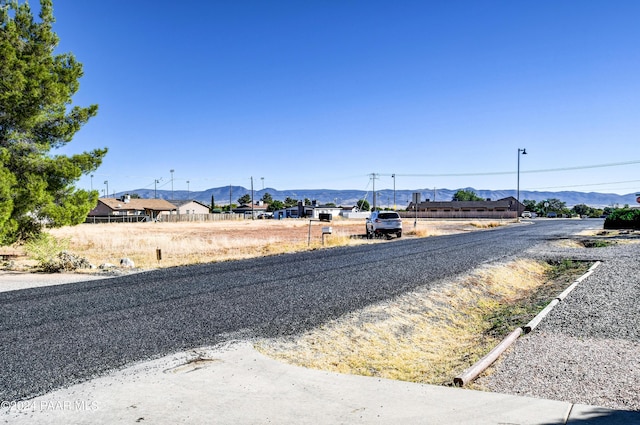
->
xmin=154 ymin=179 xmax=159 ymax=199
xmin=104 ymin=181 xmax=108 ymax=198
xmin=186 ymin=180 xmax=190 ymax=198
xmin=517 ymin=148 xmax=527 ymax=219
xmin=392 ymin=173 xmax=396 ymax=210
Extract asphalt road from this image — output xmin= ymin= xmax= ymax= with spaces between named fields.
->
xmin=0 ymin=219 xmax=600 ymax=401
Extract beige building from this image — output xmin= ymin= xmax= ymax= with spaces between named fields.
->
xmin=170 ymin=200 xmax=211 ymax=215
xmin=405 ymin=196 xmax=524 ymax=219
xmin=87 ymin=196 xmax=176 ymax=222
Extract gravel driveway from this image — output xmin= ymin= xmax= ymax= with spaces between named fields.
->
xmin=477 ymin=235 xmax=640 ymax=411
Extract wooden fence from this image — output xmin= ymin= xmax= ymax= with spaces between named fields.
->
xmin=158 ymin=213 xmax=244 ymax=223
xmin=85 ymin=213 xmax=245 ymax=223
xmin=84 ymin=215 xmax=150 ymax=224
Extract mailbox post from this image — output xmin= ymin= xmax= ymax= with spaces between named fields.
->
xmin=321 ymin=226 xmax=332 ymax=245
xmin=412 ymin=192 xmax=421 ymax=228
xmin=308 ymin=214 xmax=333 ymax=246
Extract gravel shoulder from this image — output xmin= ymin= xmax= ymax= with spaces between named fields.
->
xmin=0 ymin=271 xmax=112 ymax=293
xmin=477 ymin=237 xmax=640 ymax=411
xmin=0 ymin=270 xmax=136 ymax=293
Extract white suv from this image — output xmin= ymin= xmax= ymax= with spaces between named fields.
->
xmin=366 ymin=211 xmax=403 ymax=239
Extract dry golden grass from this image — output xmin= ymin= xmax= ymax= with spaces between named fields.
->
xmin=39 ymin=218 xmax=508 ymax=269
xmin=405 ymin=219 xmax=507 ymax=237
xmin=554 ymin=239 xmax=585 ymax=249
xmin=469 ymin=221 xmax=502 ymax=229
xmin=255 ymin=259 xmax=550 ymax=385
xmin=46 ymin=219 xmax=368 ymax=269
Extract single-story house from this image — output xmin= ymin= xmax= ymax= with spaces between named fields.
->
xmin=341 ymin=206 xmax=360 ymax=214
xmin=272 ymin=201 xmax=343 ymax=220
xmin=405 ymin=196 xmax=524 ymax=219
xmin=87 ymin=196 xmax=177 ymax=222
xmin=341 ymin=206 xmax=370 ymax=219
xmin=233 ymin=201 xmax=269 ymax=218
xmin=271 ymin=205 xmax=308 ymax=219
xmin=309 ymin=203 xmax=343 ymax=220
xmin=169 ymin=199 xmax=210 ymax=215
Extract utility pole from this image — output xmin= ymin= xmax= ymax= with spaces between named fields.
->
xmin=170 ymin=169 xmax=175 ymax=200
xmin=229 ymin=184 xmax=232 ymax=212
xmin=371 ymin=173 xmax=379 ymax=211
xmin=250 ymin=176 xmax=254 ymax=220
xmin=104 ymin=180 xmax=109 ymax=199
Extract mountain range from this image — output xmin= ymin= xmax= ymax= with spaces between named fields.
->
xmin=116 ymin=186 xmax=639 ymax=209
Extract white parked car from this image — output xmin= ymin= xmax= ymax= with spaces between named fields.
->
xmin=366 ymin=211 xmax=402 ymax=239
xmin=521 ymin=211 xmax=532 ymax=218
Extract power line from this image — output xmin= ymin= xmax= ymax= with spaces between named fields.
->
xmin=377 ymin=159 xmax=640 ymax=178
xmin=529 ymin=179 xmax=640 ymax=191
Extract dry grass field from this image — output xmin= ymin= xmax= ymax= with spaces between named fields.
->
xmin=42 ymin=218 xmax=508 ymax=270
xmin=255 ymin=259 xmax=555 ymax=386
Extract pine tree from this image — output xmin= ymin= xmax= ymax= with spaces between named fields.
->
xmin=237 ymin=194 xmax=251 ymax=205
xmin=0 ymin=0 xmax=106 ymax=244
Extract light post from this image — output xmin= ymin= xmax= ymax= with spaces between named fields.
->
xmin=517 ymin=148 xmax=527 ymax=219
xmin=104 ymin=180 xmax=108 ymax=198
xmin=170 ymin=169 xmax=174 ymax=200
xmin=261 ymin=177 xmax=264 ymax=190
xmin=392 ymin=173 xmax=396 ymax=210
xmin=90 ymin=174 xmax=94 ymax=191
xmin=186 ymin=180 xmax=190 ymax=198
xmin=154 ymin=179 xmax=159 ymax=199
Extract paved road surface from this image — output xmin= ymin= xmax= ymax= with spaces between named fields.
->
xmin=0 ymin=219 xmax=600 ymax=401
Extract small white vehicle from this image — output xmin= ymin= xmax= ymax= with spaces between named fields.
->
xmin=366 ymin=211 xmax=403 ymax=239
xmin=521 ymin=211 xmax=532 ymax=218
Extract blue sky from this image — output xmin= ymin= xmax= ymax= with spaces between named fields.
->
xmin=48 ymin=0 xmax=640 ymax=195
